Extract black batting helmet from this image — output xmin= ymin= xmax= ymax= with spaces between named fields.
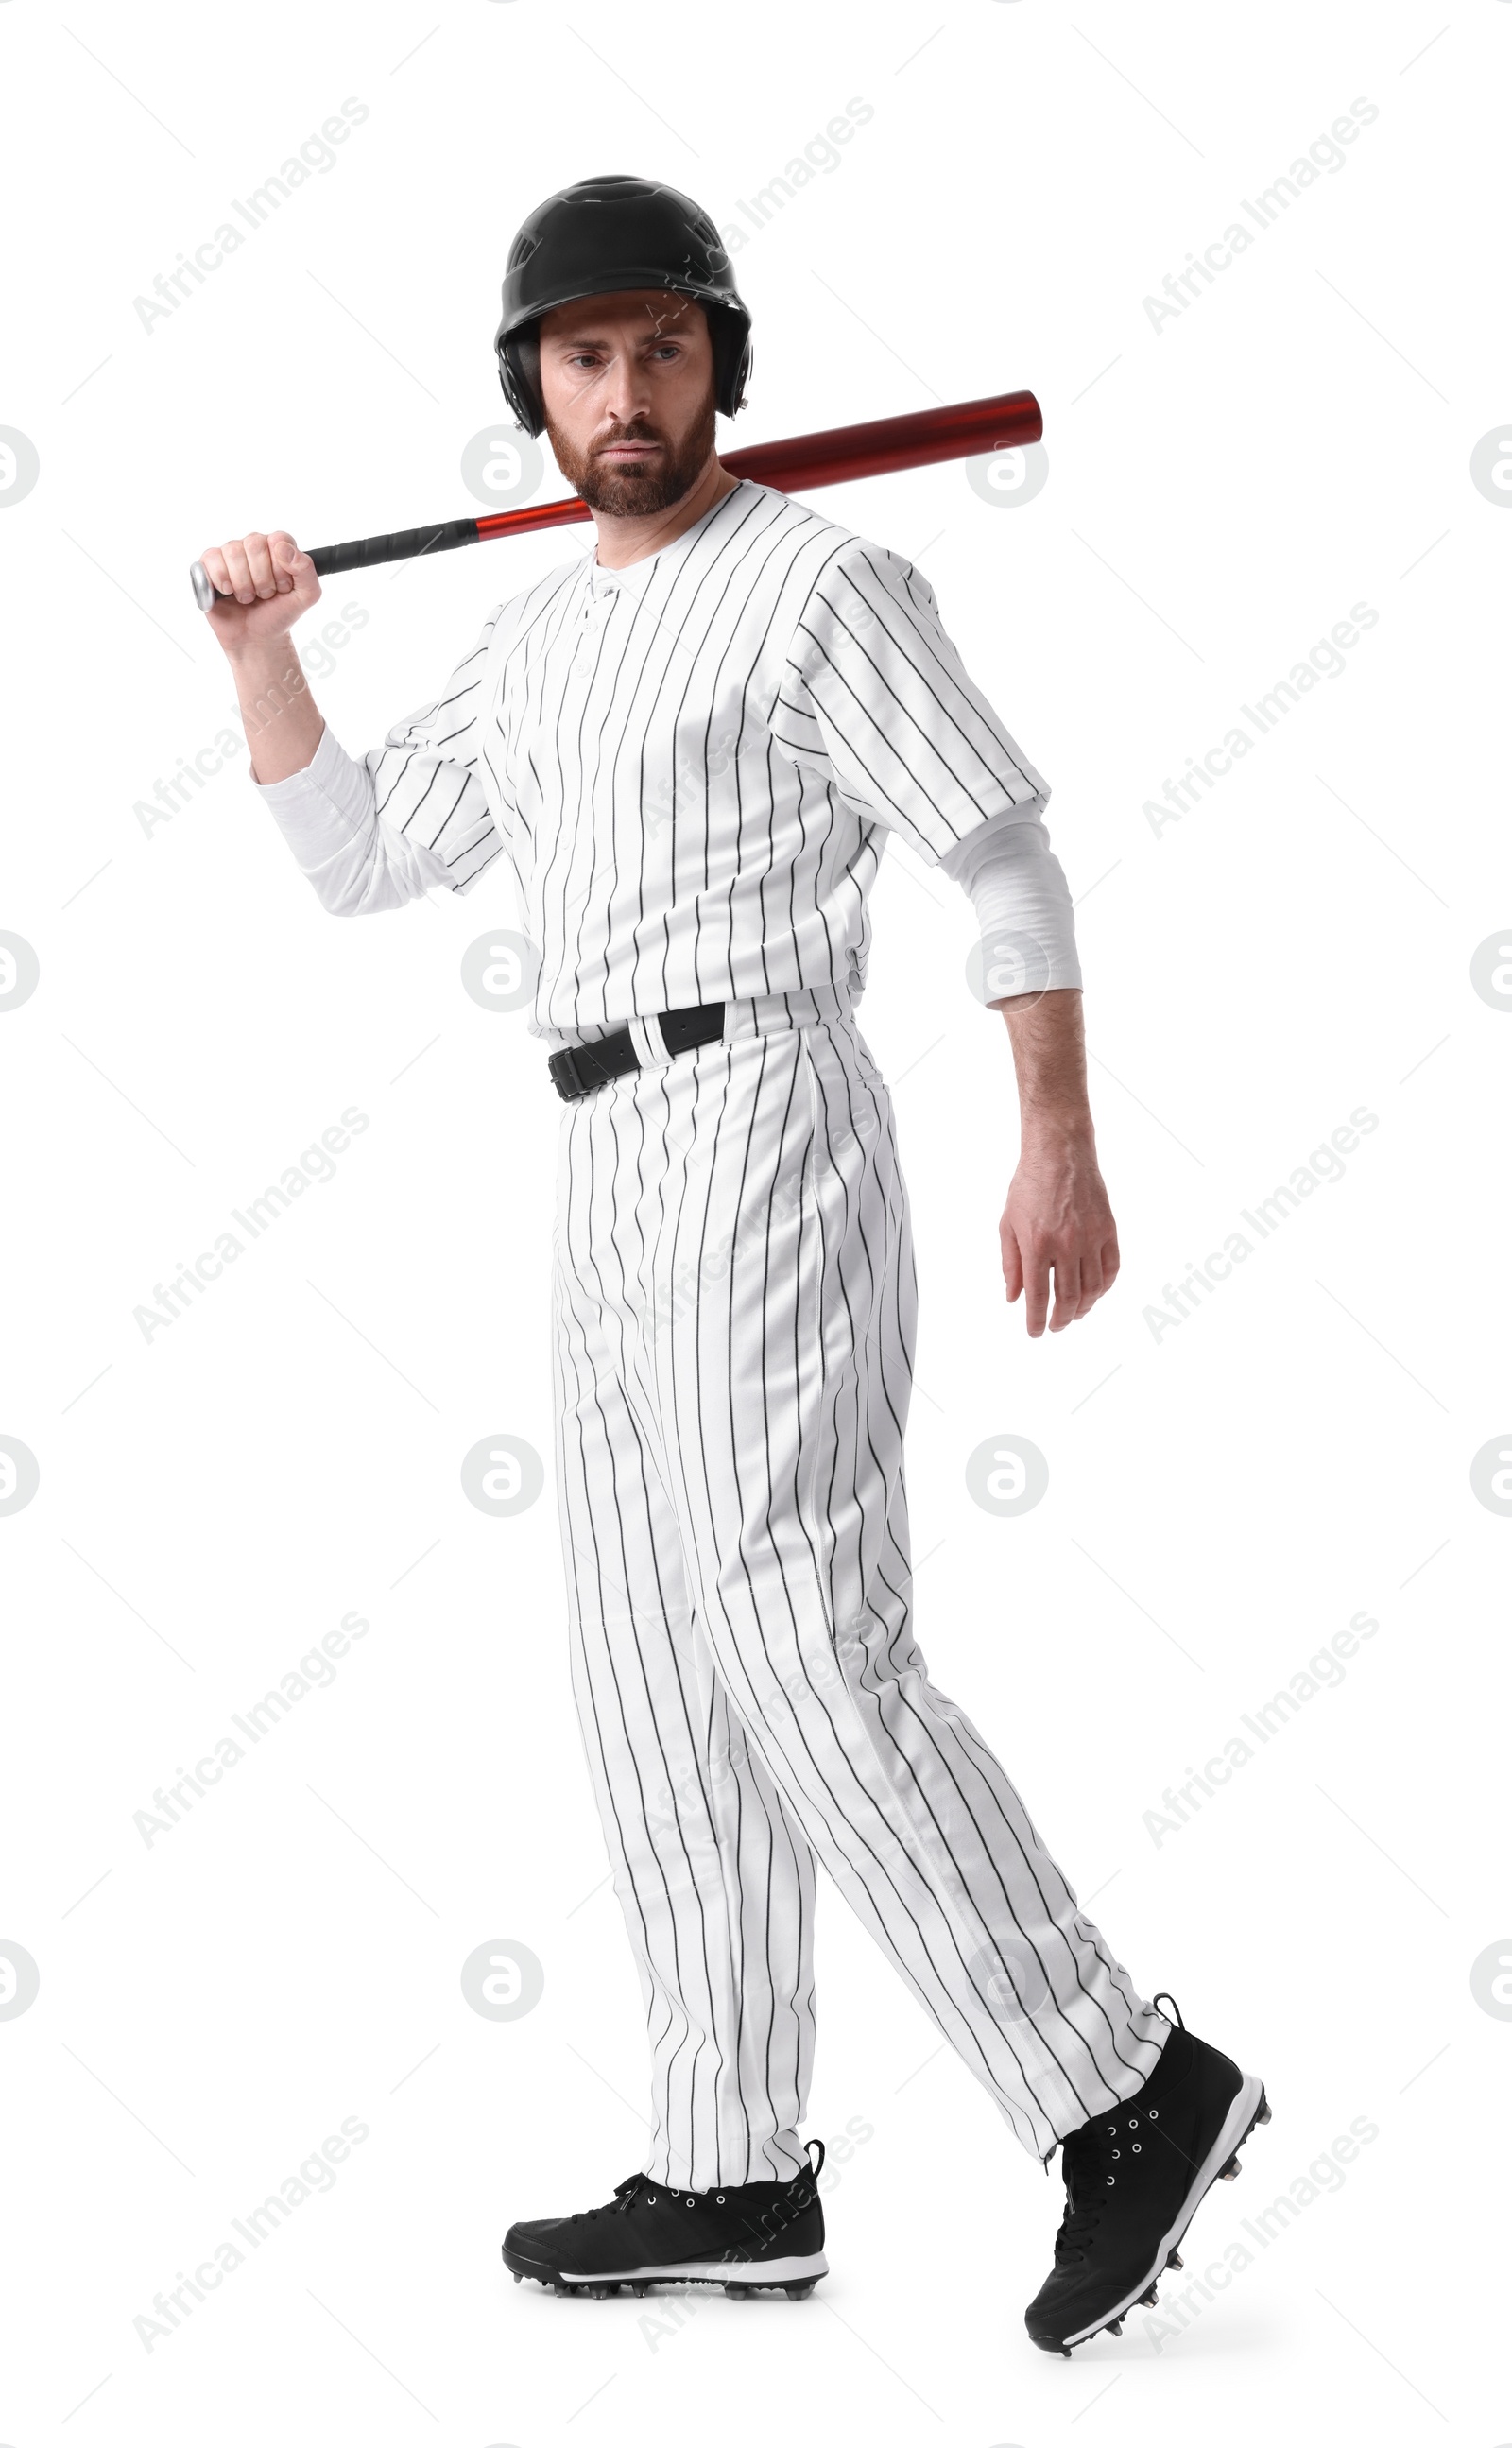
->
xmin=494 ymin=173 xmax=753 ymax=437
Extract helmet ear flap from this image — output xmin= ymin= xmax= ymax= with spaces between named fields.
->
xmin=730 ymin=336 xmax=752 ymax=417
xmin=707 ymin=306 xmax=753 ymax=420
xmin=498 ymin=324 xmax=544 ymax=436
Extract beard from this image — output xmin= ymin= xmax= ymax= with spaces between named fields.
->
xmin=546 ymin=388 xmax=718 ymax=518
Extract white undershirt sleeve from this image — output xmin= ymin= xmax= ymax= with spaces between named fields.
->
xmin=253 ymin=721 xmax=460 ymax=913
xmin=936 ymin=802 xmax=1083 ymax=1000
xmin=249 ymin=609 xmax=507 ymax=916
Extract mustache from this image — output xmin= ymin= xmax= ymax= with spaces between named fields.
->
xmin=593 ymin=423 xmax=664 ymax=451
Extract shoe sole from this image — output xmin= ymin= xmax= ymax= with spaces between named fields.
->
xmin=1049 ymin=2076 xmax=1271 ymax=2353
xmin=503 ymin=2245 xmax=827 ymax=2300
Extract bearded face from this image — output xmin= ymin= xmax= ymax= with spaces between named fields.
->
xmin=538 ymin=291 xmax=720 ymax=518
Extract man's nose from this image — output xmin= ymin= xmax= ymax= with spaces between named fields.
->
xmin=600 ymin=348 xmax=654 ymax=426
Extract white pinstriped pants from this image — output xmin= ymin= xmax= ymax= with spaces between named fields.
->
xmin=549 ymin=987 xmax=1169 ymax=2190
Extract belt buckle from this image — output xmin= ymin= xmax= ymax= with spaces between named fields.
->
xmin=551 ymin=1045 xmax=588 ymax=1101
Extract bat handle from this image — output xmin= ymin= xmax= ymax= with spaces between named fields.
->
xmin=190 ymin=518 xmax=481 ymax=612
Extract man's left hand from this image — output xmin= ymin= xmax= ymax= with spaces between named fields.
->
xmin=1000 ymin=1128 xmax=1120 ymax=1336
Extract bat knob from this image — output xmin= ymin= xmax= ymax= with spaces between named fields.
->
xmin=189 ymin=560 xmax=219 ymax=613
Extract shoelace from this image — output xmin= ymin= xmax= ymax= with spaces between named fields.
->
xmin=1054 ymin=2088 xmax=1171 ymax=2260
xmin=1050 ymin=2007 xmax=1185 ymax=2262
xmin=569 ymin=2173 xmax=649 ymax=2225
xmin=565 ymin=2139 xmax=827 ymax=2227
xmin=1053 ymin=2128 xmax=1113 ymax=2261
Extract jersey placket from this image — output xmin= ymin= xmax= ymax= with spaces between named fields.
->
xmin=541 ymin=571 xmax=623 ymax=1022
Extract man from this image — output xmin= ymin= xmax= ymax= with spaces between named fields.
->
xmin=199 ymin=175 xmax=1267 ymax=2354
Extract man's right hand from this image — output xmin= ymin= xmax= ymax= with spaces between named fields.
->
xmin=198 ymin=529 xmax=322 ymax=657
xmin=203 ymin=530 xmax=328 ymax=783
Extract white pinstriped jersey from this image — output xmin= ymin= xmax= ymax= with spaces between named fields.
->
xmin=257 ymin=477 xmax=1078 ymax=1033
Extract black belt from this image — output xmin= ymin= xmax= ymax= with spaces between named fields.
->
xmin=548 ymin=1003 xmax=726 ymax=1101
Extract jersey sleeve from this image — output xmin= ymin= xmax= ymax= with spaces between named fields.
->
xmin=254 ymin=609 xmax=507 ymax=915
xmin=770 ymin=541 xmax=1051 ymax=866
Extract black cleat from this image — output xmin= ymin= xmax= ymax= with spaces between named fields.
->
xmin=502 ymin=2141 xmax=828 ymax=2299
xmin=1024 ymin=1995 xmax=1270 ymax=2355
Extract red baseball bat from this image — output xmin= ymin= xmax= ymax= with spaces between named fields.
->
xmin=189 ymin=389 xmax=1041 ymax=612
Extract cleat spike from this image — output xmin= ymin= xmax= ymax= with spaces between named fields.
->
xmin=1060 ymin=2346 xmax=1074 ymax=2358
xmin=1219 ymin=2155 xmax=1241 ymax=2180
xmin=1139 ymin=2284 xmax=1159 ymax=2307
xmin=782 ymin=2280 xmax=816 ymax=2299
xmin=629 ymin=2283 xmax=650 ymax=2297
xmin=1165 ymin=2250 xmax=1183 ymax=2270
xmin=1107 ymin=2318 xmax=1124 ymax=2336
xmin=724 ymin=2283 xmax=754 ymax=2300
xmin=1257 ymin=2103 xmax=1272 ymax=2125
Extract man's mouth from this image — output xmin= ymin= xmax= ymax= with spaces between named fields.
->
xmin=596 ymin=439 xmax=662 ymax=463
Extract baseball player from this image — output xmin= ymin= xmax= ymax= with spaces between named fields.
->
xmin=199 ymin=175 xmax=1267 ymax=2355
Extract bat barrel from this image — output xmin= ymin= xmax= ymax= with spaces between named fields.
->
xmin=726 ymin=388 xmax=1041 ymax=491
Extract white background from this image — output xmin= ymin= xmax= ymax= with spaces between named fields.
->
xmin=1 ymin=1 xmax=1507 ymax=2439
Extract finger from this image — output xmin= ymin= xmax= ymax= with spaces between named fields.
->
xmin=220 ymin=539 xmax=255 ymax=604
xmin=243 ymin=532 xmax=278 ymax=599
xmin=1049 ymin=1253 xmax=1082 ymax=1331
xmin=1001 ymin=1220 xmax=1024 ymax=1303
xmin=1076 ymin=1251 xmax=1106 ymax=1317
xmin=1101 ymin=1233 xmax=1121 ymax=1291
xmin=1022 ymin=1243 xmax=1051 ymax=1338
xmin=199 ymin=543 xmax=232 ymax=597
xmin=267 ymin=530 xmax=306 ymax=595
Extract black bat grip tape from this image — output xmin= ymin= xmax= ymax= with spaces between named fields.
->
xmin=308 ymin=518 xmax=479 ymax=578
xmin=191 ymin=517 xmax=480 ymax=609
